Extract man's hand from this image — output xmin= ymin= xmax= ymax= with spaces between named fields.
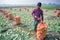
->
xmin=41 ymin=20 xmax=43 ymax=24
xmin=34 ymin=16 xmax=37 ymax=18
xmin=40 ymin=17 xmax=43 ymax=23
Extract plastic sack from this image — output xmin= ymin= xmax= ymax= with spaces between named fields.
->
xmin=37 ymin=22 xmax=48 ymax=40
xmin=14 ymin=16 xmax=21 ymax=25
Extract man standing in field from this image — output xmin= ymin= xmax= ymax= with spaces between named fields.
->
xmin=32 ymin=2 xmax=43 ymax=32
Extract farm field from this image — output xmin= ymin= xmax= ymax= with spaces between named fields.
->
xmin=0 ymin=6 xmax=60 ymax=40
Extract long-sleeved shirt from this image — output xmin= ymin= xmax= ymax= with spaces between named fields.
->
xmin=32 ymin=8 xmax=43 ymax=22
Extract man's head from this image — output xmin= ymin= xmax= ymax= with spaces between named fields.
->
xmin=37 ymin=2 xmax=42 ymax=8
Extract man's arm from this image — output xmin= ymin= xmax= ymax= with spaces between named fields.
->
xmin=41 ymin=11 xmax=44 ymax=21
xmin=32 ymin=9 xmax=36 ymax=17
xmin=32 ymin=9 xmax=35 ymax=16
xmin=32 ymin=10 xmax=38 ymax=19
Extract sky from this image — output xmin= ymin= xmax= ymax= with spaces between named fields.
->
xmin=0 ymin=0 xmax=60 ymax=5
